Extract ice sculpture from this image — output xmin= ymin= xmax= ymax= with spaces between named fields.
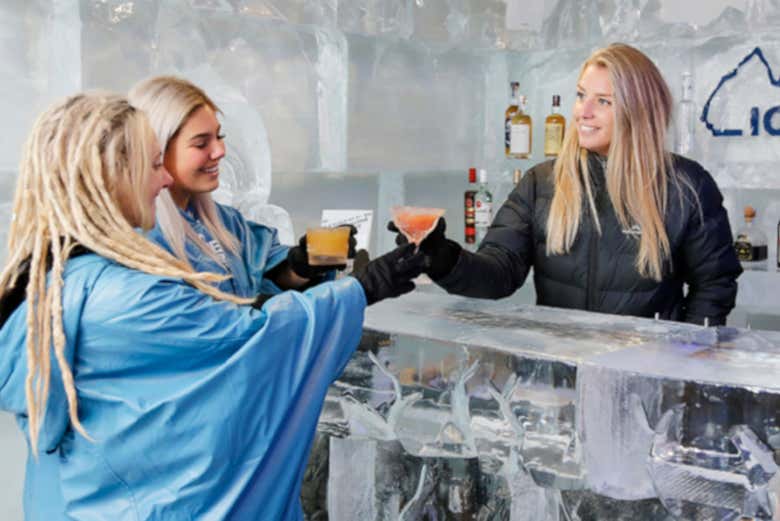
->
xmin=314 ymin=292 xmax=780 ymax=520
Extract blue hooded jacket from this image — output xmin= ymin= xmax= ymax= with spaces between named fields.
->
xmin=147 ymin=202 xmax=290 ymax=298
xmin=0 ymin=253 xmax=366 ymax=520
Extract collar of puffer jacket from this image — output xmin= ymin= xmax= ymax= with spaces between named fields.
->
xmin=585 ymin=151 xmax=607 ymax=192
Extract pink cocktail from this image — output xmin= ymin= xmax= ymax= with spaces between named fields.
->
xmin=391 ymin=206 xmax=446 ymax=245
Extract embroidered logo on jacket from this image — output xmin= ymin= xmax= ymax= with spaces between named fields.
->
xmin=622 ymin=224 xmax=642 ymax=236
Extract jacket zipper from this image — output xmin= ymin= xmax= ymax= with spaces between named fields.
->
xmin=586 ymin=223 xmax=599 ymax=311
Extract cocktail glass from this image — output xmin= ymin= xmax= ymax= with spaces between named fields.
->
xmin=306 ymin=226 xmax=351 ymax=266
xmin=391 ymin=206 xmax=446 ymax=246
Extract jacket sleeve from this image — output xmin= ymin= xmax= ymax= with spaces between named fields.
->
xmin=436 ymin=169 xmax=537 ymax=299
xmin=218 ymin=204 xmax=290 ymax=295
xmin=53 ymin=268 xmax=367 ymax=519
xmin=678 ymin=164 xmax=742 ymax=325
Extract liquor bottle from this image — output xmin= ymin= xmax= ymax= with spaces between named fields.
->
xmin=474 ymin=169 xmax=493 ymax=245
xmin=675 ymin=72 xmax=696 ymax=156
xmin=734 ymin=205 xmax=767 ymax=270
xmin=509 ymin=95 xmax=532 ymax=159
xmin=505 ymin=82 xmax=520 ymax=157
xmin=464 ymin=167 xmax=477 ymax=246
xmin=544 ymin=94 xmax=565 ymax=157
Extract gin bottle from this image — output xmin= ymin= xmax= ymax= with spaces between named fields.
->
xmin=675 ymin=72 xmax=696 ymax=156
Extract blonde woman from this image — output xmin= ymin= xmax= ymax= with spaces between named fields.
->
xmin=396 ymin=43 xmax=741 ymax=325
xmin=0 ymin=93 xmax=422 ymax=519
xmin=129 ymin=76 xmax=351 ymax=299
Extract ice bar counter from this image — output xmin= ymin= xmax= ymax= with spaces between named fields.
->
xmin=313 ymin=291 xmax=780 ymax=520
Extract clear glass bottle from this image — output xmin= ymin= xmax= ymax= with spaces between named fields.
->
xmin=544 ymin=94 xmax=565 ymax=157
xmin=474 ymin=169 xmax=493 ymax=245
xmin=509 ymin=95 xmax=532 ymax=159
xmin=504 ymin=82 xmax=520 ymax=157
xmin=464 ymin=167 xmax=477 ymax=246
xmin=734 ymin=205 xmax=767 ymax=270
xmin=675 ymin=72 xmax=696 ymax=156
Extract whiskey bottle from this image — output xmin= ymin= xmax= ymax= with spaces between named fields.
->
xmin=474 ymin=169 xmax=493 ymax=245
xmin=734 ymin=205 xmax=767 ymax=270
xmin=544 ymin=94 xmax=565 ymax=157
xmin=509 ymin=95 xmax=532 ymax=159
xmin=505 ymin=82 xmax=520 ymax=157
xmin=464 ymin=167 xmax=477 ymax=246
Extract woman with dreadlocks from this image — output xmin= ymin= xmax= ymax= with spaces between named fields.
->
xmin=0 ymin=93 xmax=423 ymax=519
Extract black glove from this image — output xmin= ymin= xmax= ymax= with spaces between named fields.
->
xmin=252 ymin=293 xmax=275 ymax=309
xmin=354 ymin=243 xmax=425 ymax=305
xmin=387 ymin=217 xmax=461 ymax=280
xmin=288 ymin=225 xmax=358 ymax=279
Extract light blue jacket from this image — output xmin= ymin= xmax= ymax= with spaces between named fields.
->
xmin=147 ymin=203 xmax=290 ymax=298
xmin=0 ymin=254 xmax=366 ymax=520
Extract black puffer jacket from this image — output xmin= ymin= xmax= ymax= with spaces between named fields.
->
xmin=437 ymin=153 xmax=742 ymax=325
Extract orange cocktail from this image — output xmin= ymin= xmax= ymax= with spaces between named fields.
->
xmin=306 ymin=226 xmax=351 ymax=266
xmin=391 ymin=206 xmax=446 ymax=245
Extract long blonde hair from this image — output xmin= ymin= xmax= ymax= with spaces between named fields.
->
xmin=547 ymin=43 xmax=680 ymax=281
xmin=0 ymin=93 xmax=250 ymax=455
xmin=128 ymin=76 xmax=240 ymax=268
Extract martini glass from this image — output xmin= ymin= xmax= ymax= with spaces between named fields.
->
xmin=391 ymin=206 xmax=446 ymax=247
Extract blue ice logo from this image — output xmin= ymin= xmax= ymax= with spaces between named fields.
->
xmin=701 ymin=47 xmax=780 ymax=137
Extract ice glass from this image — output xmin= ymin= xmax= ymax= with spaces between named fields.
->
xmin=306 ymin=226 xmax=351 ymax=266
xmin=391 ymin=206 xmax=446 ymax=245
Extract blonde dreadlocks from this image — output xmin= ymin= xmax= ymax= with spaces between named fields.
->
xmin=0 ymin=93 xmax=251 ymax=455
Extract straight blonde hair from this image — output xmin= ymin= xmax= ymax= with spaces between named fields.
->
xmin=546 ymin=43 xmax=684 ymax=281
xmin=0 ymin=93 xmax=250 ymax=455
xmin=128 ymin=76 xmax=240 ymax=269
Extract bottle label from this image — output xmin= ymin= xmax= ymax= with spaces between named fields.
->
xmin=464 ymin=191 xmax=476 ymax=243
xmin=510 ymin=123 xmax=530 ymax=155
xmin=505 ymin=118 xmax=512 ymax=150
xmin=475 ymin=201 xmax=492 ymax=227
xmin=544 ymin=122 xmax=564 ymax=156
xmin=735 ymin=241 xmax=767 ymax=261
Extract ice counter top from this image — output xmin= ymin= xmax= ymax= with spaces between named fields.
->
xmin=317 ymin=292 xmax=780 ymax=520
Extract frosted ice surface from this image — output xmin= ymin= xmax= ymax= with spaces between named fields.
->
xmin=337 ymin=0 xmax=413 ymax=39
xmin=598 ymin=0 xmax=643 ymax=41
xmin=503 ymin=453 xmax=562 ymax=521
xmin=365 ymin=292 xmax=717 ymax=362
xmin=649 ymin=408 xmax=778 ymax=519
xmin=587 ymin=327 xmax=780 ymax=391
xmin=82 ymin=1 xmax=347 ymax=174
xmin=0 ymin=2 xmax=49 ymax=171
xmin=328 ymin=438 xmax=382 ymax=520
xmin=0 ymin=202 xmax=13 ymax=265
xmin=235 ymin=0 xmax=338 ymax=26
xmin=578 ymin=365 xmax=660 ymax=499
xmin=541 ymin=0 xmax=597 ymax=49
xmin=347 ymin=36 xmax=486 ymax=172
xmin=320 ymin=293 xmax=780 ymax=518
xmin=80 ymin=0 xmax=159 ymax=91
